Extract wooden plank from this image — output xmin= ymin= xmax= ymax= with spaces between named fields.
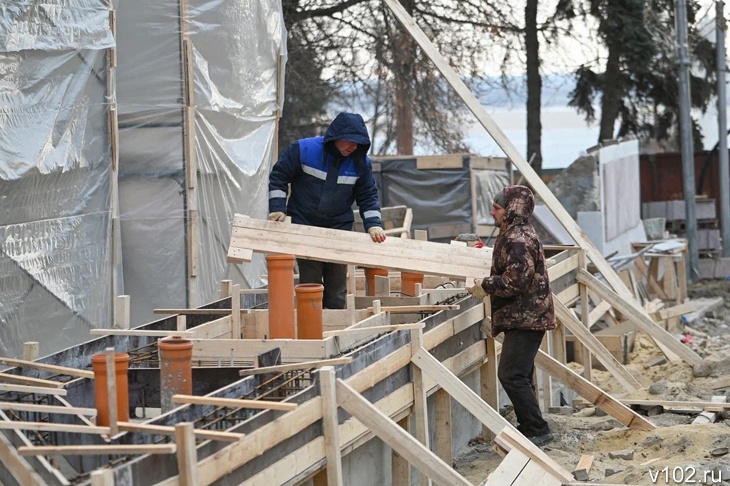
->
xmin=176 ymin=423 xmax=198 ymax=486
xmin=481 ymin=335 xmax=499 ymax=440
xmin=572 ymin=454 xmax=594 ymax=481
xmin=115 ymin=294 xmax=131 ymax=330
xmin=190 ymin=338 xmax=329 ymax=361
xmin=392 ymin=415 xmax=412 ymax=486
xmin=90 ymin=468 xmax=114 ymax=486
xmin=576 ymin=270 xmax=702 ymax=365
xmin=588 ymin=301 xmax=612 ymax=328
xmin=484 ymin=448 xmax=529 ymax=485
xmin=335 ymin=379 xmax=472 ymax=486
xmin=0 ymin=373 xmax=64 ymax=388
xmin=327 ymin=312 xmax=391 ymax=353
xmin=90 ymin=329 xmax=194 ymax=337
xmin=117 ymin=421 xmax=244 ymax=442
xmin=412 ymin=348 xmax=512 ymax=436
xmin=365 ymin=305 xmax=459 ymax=313
xmin=0 ymin=426 xmax=45 ymax=486
xmin=0 ymin=402 xmax=96 ymax=416
xmin=172 ymin=394 xmax=297 ymax=412
xmin=0 ymin=421 xmax=109 ymax=434
xmin=619 ymin=399 xmax=730 ymax=410
xmin=410 ymin=328 xmax=431 ymax=486
xmin=0 ymin=357 xmax=94 ymax=379
xmin=188 ymin=315 xmax=232 ymax=340
xmin=547 ymin=254 xmax=580 ymax=281
xmin=153 ymin=309 xmax=232 ymax=315
xmin=22 ymin=342 xmax=39 ymax=362
xmin=18 ymin=444 xmax=176 ymax=456
xmin=323 ymin=323 xmax=424 ymax=337
xmin=319 ymin=367 xmax=343 ymax=486
xmin=434 ymin=388 xmax=453 ymax=468
xmin=692 ymin=396 xmax=727 ymax=424
xmin=228 ymin=217 xmax=491 ymax=279
xmin=553 ymin=298 xmax=641 ymax=393
xmin=105 ymin=349 xmax=118 ymax=436
xmin=239 ymin=357 xmax=352 ymax=376
xmin=651 ymin=300 xmax=707 ymax=321
xmin=416 ymin=155 xmax=464 ymax=170
xmin=0 ymin=384 xmax=67 ymax=396
xmin=231 ymin=284 xmax=241 ymax=339
xmin=493 ymin=428 xmax=572 ymax=483
xmin=531 ymin=347 xmax=654 ymax=430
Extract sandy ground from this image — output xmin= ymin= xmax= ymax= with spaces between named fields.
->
xmin=454 ymin=280 xmax=730 ymax=485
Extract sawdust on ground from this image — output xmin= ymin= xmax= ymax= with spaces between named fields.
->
xmin=454 ymin=279 xmax=730 ymax=485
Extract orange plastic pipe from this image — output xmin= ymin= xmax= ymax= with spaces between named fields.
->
xmin=295 ymin=283 xmax=324 ymax=340
xmin=364 ymin=267 xmax=388 ymax=296
xmin=91 ymin=352 xmax=130 ymax=426
xmin=401 ymin=271 xmax=424 ymax=296
xmin=158 ymin=338 xmax=193 ymax=413
xmin=266 ymin=254 xmax=296 ymax=339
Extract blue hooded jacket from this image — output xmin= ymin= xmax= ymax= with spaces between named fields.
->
xmin=269 ymin=113 xmax=383 ymax=231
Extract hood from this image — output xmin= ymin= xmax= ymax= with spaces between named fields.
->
xmin=502 ymin=185 xmax=535 ymax=227
xmin=323 ymin=112 xmax=371 ymax=162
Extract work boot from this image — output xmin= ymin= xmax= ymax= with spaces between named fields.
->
xmin=528 ymin=432 xmax=554 ymax=447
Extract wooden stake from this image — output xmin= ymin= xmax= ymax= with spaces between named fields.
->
xmin=22 ymin=342 xmax=39 ymax=362
xmin=410 ymin=328 xmax=431 ymax=486
xmin=319 ymin=367 xmax=343 ymax=486
xmin=105 ymin=348 xmax=118 ymax=435
xmin=176 ymin=423 xmax=198 ymax=486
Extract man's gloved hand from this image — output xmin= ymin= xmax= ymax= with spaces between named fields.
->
xmin=268 ymin=212 xmax=286 ymax=222
xmin=466 ymin=282 xmax=487 ymax=299
xmin=368 ymin=226 xmax=387 ymax=243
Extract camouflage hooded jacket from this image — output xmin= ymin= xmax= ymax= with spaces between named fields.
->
xmin=480 ymin=185 xmax=556 ymax=336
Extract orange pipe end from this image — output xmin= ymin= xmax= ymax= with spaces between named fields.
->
xmin=295 ymin=283 xmax=324 ymax=340
xmin=266 ymin=254 xmax=296 ymax=339
xmin=401 ymin=271 xmax=424 ymax=296
xmin=91 ymin=353 xmax=130 ymax=426
xmin=364 ymin=267 xmax=388 ymax=296
xmin=159 ymin=338 xmax=193 ymax=413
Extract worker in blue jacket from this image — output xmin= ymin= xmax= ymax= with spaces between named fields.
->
xmin=268 ymin=112 xmax=386 ymax=309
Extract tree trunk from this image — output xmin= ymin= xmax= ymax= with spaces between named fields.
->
xmin=599 ymin=46 xmax=622 ymax=142
xmin=525 ymin=0 xmax=542 ymax=176
xmin=395 ymin=0 xmax=416 ymax=155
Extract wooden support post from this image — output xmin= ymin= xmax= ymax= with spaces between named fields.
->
xmin=22 ymin=342 xmax=39 ymax=362
xmin=347 ymin=293 xmax=357 ymax=326
xmin=392 ymin=415 xmax=412 ymax=486
xmin=433 ymin=389 xmax=452 ymax=469
xmin=114 ymin=295 xmax=130 ymax=329
xmin=231 ymin=284 xmax=241 ymax=339
xmin=410 ymin=328 xmax=431 ymax=486
xmin=335 ymin=379 xmax=471 ymax=486
xmin=176 ymin=315 xmax=187 ymax=333
xmin=480 ymin=336 xmax=499 ymax=440
xmin=540 ymin=333 xmax=552 ymax=410
xmin=90 ymin=468 xmax=115 ymax=486
xmin=347 ymin=265 xmax=357 ymax=295
xmin=319 ymin=367 xmax=343 ymax=486
xmin=175 ymin=423 xmax=198 ymax=486
xmin=578 ymin=251 xmax=592 ymax=383
xmin=220 ymin=280 xmax=232 ymax=298
xmin=105 ymin=348 xmax=118 ymax=435
xmin=374 ymin=275 xmax=390 ymax=297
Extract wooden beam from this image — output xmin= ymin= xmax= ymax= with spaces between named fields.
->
xmin=619 ymin=399 xmax=730 ymax=410
xmin=335 ymin=378 xmax=472 ymax=486
xmin=576 ymin=269 xmax=702 ymax=365
xmin=90 ymin=468 xmax=114 ymax=486
xmin=239 ymin=357 xmax=352 ymax=376
xmin=172 ymin=394 xmax=297 ymax=411
xmin=433 ymin=389 xmax=453 ymax=468
xmin=0 ymin=421 xmax=109 ymax=434
xmin=0 ymin=383 xmax=67 ymax=396
xmin=319 ymin=367 xmax=343 ymax=486
xmin=153 ymin=309 xmax=232 ymax=315
xmin=531 ymin=347 xmax=654 ymax=430
xmin=493 ymin=428 xmax=572 ymax=483
xmin=553 ymin=298 xmax=641 ymax=393
xmin=410 ymin=328 xmax=431 ymax=486
xmin=23 ymin=342 xmax=39 ymax=362
xmin=0 ymin=373 xmax=64 ymax=389
xmin=90 ymin=329 xmax=194 ymax=337
xmin=117 ymin=421 xmax=244 ymax=442
xmin=18 ymin=444 xmax=176 ymax=456
xmin=0 ymin=402 xmax=96 ymax=416
xmin=0 ymin=426 xmax=44 ymax=486
xmin=0 ymin=357 xmax=94 ymax=379
xmin=572 ymin=454 xmax=594 ymax=481
xmin=176 ymin=423 xmax=198 ymax=486
xmin=365 ymin=305 xmax=459 ymax=313
xmin=412 ymin=348 xmax=512 ymax=436
xmin=392 ymin=415 xmax=412 ymax=486
xmin=323 ymin=323 xmax=425 ymax=337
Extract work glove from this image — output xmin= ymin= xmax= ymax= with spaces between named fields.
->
xmin=268 ymin=212 xmax=286 ymax=222
xmin=368 ymin=226 xmax=387 ymax=243
xmin=466 ymin=282 xmax=487 ymax=299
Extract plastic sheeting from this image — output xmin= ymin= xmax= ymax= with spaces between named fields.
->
xmin=0 ymin=0 xmax=285 ymax=356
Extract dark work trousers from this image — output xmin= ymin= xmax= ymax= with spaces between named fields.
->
xmin=296 ymin=258 xmax=347 ymax=309
xmin=498 ymin=329 xmax=550 ymax=437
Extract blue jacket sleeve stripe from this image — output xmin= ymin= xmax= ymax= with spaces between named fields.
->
xmin=363 ymin=210 xmax=381 ymax=220
xmin=337 ymin=175 xmax=358 ymax=185
xmin=302 ymin=164 xmax=327 ymax=181
xmin=269 ymin=190 xmax=287 ymax=199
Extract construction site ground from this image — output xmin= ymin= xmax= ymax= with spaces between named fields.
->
xmin=455 ymin=279 xmax=730 ymax=485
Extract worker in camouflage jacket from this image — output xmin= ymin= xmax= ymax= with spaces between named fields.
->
xmin=467 ymin=184 xmax=556 ymax=446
